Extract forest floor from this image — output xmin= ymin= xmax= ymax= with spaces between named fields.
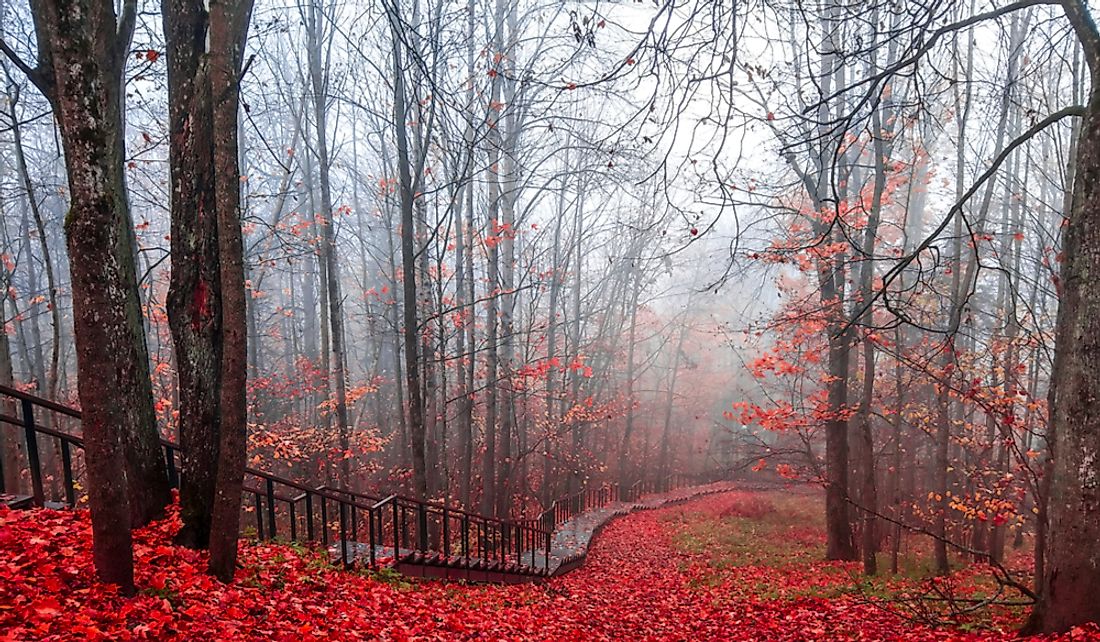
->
xmin=2 ymin=489 xmax=1098 ymax=641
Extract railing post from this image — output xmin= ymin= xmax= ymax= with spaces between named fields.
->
xmin=417 ymin=503 xmax=428 ymax=552
xmin=442 ymin=508 xmax=450 ymax=559
xmin=165 ymin=445 xmax=178 ymax=488
xmin=321 ymin=497 xmax=329 ymax=546
xmin=289 ymin=501 xmax=297 ymax=541
xmin=20 ymin=399 xmax=44 ymax=507
xmin=266 ymin=478 xmax=277 ymax=540
xmin=60 ymin=440 xmax=75 ymax=507
xmin=350 ymin=505 xmax=357 ymax=543
xmin=369 ymin=507 xmax=377 ymax=567
xmin=487 ymin=521 xmax=494 ymax=561
xmin=392 ymin=499 xmax=400 ymax=560
xmin=306 ymin=493 xmax=315 ymax=541
xmin=400 ymin=504 xmax=408 ymax=551
xmin=503 ymin=523 xmax=511 ymax=563
xmin=255 ymin=493 xmax=264 ymax=539
xmin=339 ymin=501 xmax=349 ymax=568
xmin=462 ymin=514 xmax=470 ymax=560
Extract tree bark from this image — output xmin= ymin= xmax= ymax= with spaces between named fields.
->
xmin=0 ymin=295 xmax=25 ymax=494
xmin=304 ymin=0 xmax=351 ymax=487
xmin=1027 ymin=9 xmax=1100 ymax=621
xmin=206 ymin=0 xmax=253 ymax=581
xmin=28 ymin=0 xmax=175 ymax=592
xmin=162 ymin=0 xmax=225 ymax=549
xmin=389 ymin=10 xmax=428 ymax=500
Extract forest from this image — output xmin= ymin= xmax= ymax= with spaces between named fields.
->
xmin=0 ymin=0 xmax=1099 ymax=639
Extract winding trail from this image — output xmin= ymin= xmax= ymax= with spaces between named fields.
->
xmin=544 ymin=481 xmax=740 ymax=574
xmin=441 ymin=489 xmax=1033 ymax=641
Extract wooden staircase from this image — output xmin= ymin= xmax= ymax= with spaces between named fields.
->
xmin=0 ymin=384 xmax=729 ymax=584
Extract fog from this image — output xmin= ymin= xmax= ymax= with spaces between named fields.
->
xmin=1 ymin=1 xmax=1095 ymax=618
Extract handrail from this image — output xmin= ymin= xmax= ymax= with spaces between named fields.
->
xmin=1 ymin=384 xmax=730 ymax=580
xmin=0 ymin=412 xmax=83 ymax=444
xmin=1 ymin=385 xmax=381 ymax=509
xmin=0 ymin=384 xmax=81 ymax=418
xmin=533 ymin=468 xmax=732 ymax=531
xmin=378 ymin=491 xmax=544 ymax=529
xmin=0 ymin=384 xmax=552 ymax=578
xmin=315 ymin=485 xmax=383 ymax=504
xmin=371 ymin=493 xmax=552 ymax=573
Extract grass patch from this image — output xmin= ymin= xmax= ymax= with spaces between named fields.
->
xmin=662 ymin=490 xmax=1032 ymax=632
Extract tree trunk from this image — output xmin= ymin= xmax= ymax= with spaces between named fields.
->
xmin=617 ymin=263 xmax=641 ymax=485
xmin=0 ymin=295 xmax=25 ymax=493
xmin=461 ymin=126 xmax=477 ymax=510
xmin=542 ymin=173 xmax=567 ymax=507
xmin=9 ymin=94 xmax=62 ymax=403
xmin=813 ymin=0 xmax=855 ymax=562
xmin=390 ymin=15 xmax=428 ymax=500
xmin=658 ymin=320 xmax=689 ymax=480
xmin=30 ymin=0 xmax=177 ymax=591
xmin=163 ymin=0 xmax=225 ymax=549
xmin=567 ymin=193 xmax=585 ymax=495
xmin=456 ymin=9 xmax=475 ymax=505
xmin=1026 ymin=72 xmax=1100 ymax=633
xmin=304 ymin=0 xmax=351 ymax=487
xmin=206 ymin=0 xmax=253 ymax=581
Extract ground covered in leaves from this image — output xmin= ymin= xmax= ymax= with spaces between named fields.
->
xmin=2 ymin=490 xmax=1098 ymax=641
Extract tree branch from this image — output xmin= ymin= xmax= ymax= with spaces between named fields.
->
xmin=114 ymin=0 xmax=138 ymax=71
xmin=841 ymin=105 xmax=1086 ymax=337
xmin=804 ymin=0 xmax=1057 ymax=118
xmin=0 ymin=37 xmax=44 ymax=92
xmin=1061 ymin=0 xmax=1100 ymax=77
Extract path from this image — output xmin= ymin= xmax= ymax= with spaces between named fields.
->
xmin=544 ymin=480 xmax=739 ymax=575
xmin=454 ymin=489 xmax=1033 ymax=640
xmin=332 ymin=481 xmax=740 ymax=577
xmin=2 ymin=487 xmax=1076 ymax=640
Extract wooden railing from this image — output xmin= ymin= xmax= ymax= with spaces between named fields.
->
xmin=0 ymin=384 xmax=550 ymax=577
xmin=531 ymin=470 xmax=731 ymax=532
xmin=1 ymin=384 xmax=731 ymax=580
